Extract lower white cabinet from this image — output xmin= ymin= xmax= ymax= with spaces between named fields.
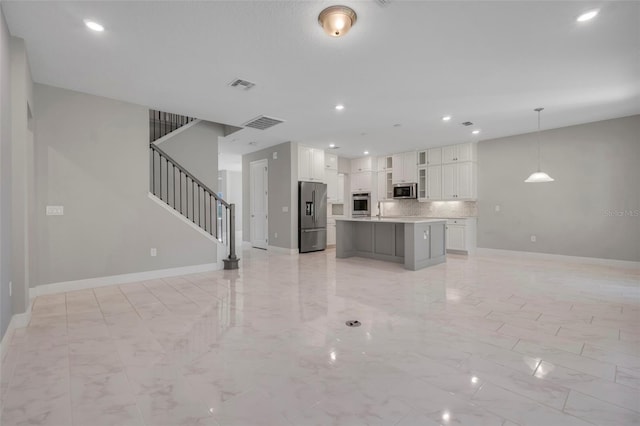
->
xmin=327 ymin=219 xmax=336 ymax=246
xmin=445 ymin=218 xmax=477 ymax=254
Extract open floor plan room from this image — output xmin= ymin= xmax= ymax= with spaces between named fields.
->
xmin=1 ymin=248 xmax=639 ymax=425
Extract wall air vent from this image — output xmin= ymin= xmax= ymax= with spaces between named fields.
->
xmin=461 ymin=121 xmax=474 ymax=126
xmin=228 ymin=78 xmax=256 ymax=90
xmin=242 ymin=115 xmax=285 ymax=130
xmin=375 ymin=0 xmax=392 ymax=5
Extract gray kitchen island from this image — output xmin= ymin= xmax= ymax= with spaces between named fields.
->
xmin=335 ymin=217 xmax=446 ymax=270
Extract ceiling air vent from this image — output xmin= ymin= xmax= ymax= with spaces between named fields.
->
xmin=461 ymin=121 xmax=474 ymax=126
xmin=228 ymin=78 xmax=256 ymax=90
xmin=242 ymin=115 xmax=285 ymax=130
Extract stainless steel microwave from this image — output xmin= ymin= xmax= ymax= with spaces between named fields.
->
xmin=393 ymin=183 xmax=417 ymax=199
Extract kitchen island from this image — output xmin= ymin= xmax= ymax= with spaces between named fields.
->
xmin=336 ymin=217 xmax=446 ymax=270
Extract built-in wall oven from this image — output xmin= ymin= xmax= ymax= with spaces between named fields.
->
xmin=352 ymin=192 xmax=371 ymax=217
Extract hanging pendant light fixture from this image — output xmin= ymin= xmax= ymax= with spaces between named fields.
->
xmin=525 ymin=108 xmax=555 ymax=183
xmin=318 ymin=5 xmax=357 ymax=37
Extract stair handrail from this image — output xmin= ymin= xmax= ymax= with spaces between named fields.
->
xmin=150 ymin=142 xmax=230 ymax=208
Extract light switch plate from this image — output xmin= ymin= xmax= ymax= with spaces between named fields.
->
xmin=273 ymin=152 xmax=278 ymax=159
xmin=150 ymin=248 xmax=157 ymax=257
xmin=46 ymin=205 xmax=64 ymax=216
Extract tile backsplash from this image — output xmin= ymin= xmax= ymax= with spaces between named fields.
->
xmin=379 ymin=200 xmax=477 ymax=218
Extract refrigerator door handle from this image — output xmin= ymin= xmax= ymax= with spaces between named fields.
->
xmin=302 ymin=229 xmax=323 ymax=233
xmin=312 ymin=190 xmax=316 ymax=224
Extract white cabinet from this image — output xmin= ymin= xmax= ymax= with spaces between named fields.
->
xmin=445 ymin=218 xmax=477 ymax=254
xmin=417 ymin=165 xmax=442 ymax=201
xmin=350 ymin=171 xmax=374 ymax=193
xmin=327 ymin=219 xmax=337 ymax=246
xmin=442 ymin=162 xmax=476 ymax=200
xmin=299 ymin=146 xmax=325 ymax=182
xmin=337 ymin=173 xmax=345 ymax=203
xmin=418 ymin=148 xmax=442 ymax=166
xmin=377 ymin=170 xmax=393 ymax=201
xmin=326 ymin=169 xmax=338 ymax=202
xmin=442 ymin=143 xmax=477 ymax=164
xmin=325 ymin=153 xmax=337 ymax=170
xmin=377 ymin=156 xmax=392 ymax=171
xmin=392 ymin=151 xmax=417 ymax=184
xmin=351 ymin=156 xmax=373 ymax=173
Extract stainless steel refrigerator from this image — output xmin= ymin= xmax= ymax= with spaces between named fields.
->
xmin=298 ymin=181 xmax=327 ymax=253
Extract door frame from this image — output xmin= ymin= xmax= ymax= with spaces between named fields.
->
xmin=249 ymin=159 xmax=268 ymax=249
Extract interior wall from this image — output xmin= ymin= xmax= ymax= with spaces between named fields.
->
xmin=478 ymin=115 xmax=640 ymax=262
xmin=242 ymin=142 xmax=295 ymax=249
xmin=10 ymin=36 xmax=33 ymax=317
xmin=218 ymin=170 xmax=242 ymax=236
xmin=33 ymin=84 xmax=219 ymax=286
xmin=0 ymin=7 xmax=12 ymax=339
xmin=155 ymin=120 xmax=223 ymax=193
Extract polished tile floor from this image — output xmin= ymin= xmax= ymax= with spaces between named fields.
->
xmin=1 ymin=248 xmax=639 ymax=426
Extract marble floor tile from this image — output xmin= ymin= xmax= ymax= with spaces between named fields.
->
xmin=2 ymin=247 xmax=638 ymax=425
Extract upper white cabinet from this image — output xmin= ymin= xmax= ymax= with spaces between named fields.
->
xmin=442 ymin=143 xmax=477 ymax=164
xmin=325 ymin=153 xmax=338 ymax=170
xmin=442 ymin=162 xmax=476 ymax=200
xmin=392 ymin=151 xmax=417 ymax=184
xmin=326 ymin=169 xmax=338 ymax=202
xmin=418 ymin=148 xmax=442 ymax=167
xmin=377 ymin=170 xmax=393 ymax=201
xmin=351 ymin=156 xmax=373 ymax=173
xmin=351 ymin=171 xmax=374 ymax=193
xmin=377 ymin=156 xmax=393 ymax=172
xmin=299 ymin=146 xmax=325 ymax=182
xmin=418 ymin=165 xmax=442 ymax=201
xmin=336 ymin=173 xmax=345 ymax=203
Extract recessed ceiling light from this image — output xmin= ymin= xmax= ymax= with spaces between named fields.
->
xmin=472 ymin=130 xmax=480 ymax=135
xmin=364 ymin=151 xmax=369 ymax=155
xmin=84 ymin=20 xmax=104 ymax=32
xmin=393 ymin=123 xmax=402 ymax=128
xmin=329 ymin=143 xmax=335 ymax=148
xmin=577 ymin=9 xmax=599 ymax=22
xmin=335 ymin=104 xmax=345 ymax=111
xmin=442 ymin=115 xmax=452 ymax=121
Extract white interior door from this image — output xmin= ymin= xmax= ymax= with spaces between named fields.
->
xmin=250 ymin=159 xmax=268 ymax=249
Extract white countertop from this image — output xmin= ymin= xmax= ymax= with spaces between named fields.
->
xmin=335 ymin=217 xmax=447 ymax=224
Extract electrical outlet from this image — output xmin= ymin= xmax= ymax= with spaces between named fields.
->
xmin=150 ymin=248 xmax=157 ymax=257
xmin=495 ymin=205 xmax=501 ymax=212
xmin=272 ymin=152 xmax=278 ymax=160
xmin=274 ymin=232 xmax=278 ymax=239
xmin=530 ymin=235 xmax=537 ymax=243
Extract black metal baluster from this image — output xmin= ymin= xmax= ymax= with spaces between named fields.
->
xmin=192 ymin=180 xmax=195 ymax=223
xmin=166 ymin=158 xmax=169 ymax=204
xmin=198 ymin=185 xmax=201 ymax=228
xmin=179 ymin=172 xmax=182 ymax=214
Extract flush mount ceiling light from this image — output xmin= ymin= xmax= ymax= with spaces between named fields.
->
xmin=577 ymin=9 xmax=599 ymax=22
xmin=318 ymin=5 xmax=357 ymax=37
xmin=525 ymin=107 xmax=555 ymax=183
xmin=84 ymin=20 xmax=104 ymax=32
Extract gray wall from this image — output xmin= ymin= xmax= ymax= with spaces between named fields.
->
xmin=0 ymin=7 xmax=12 ymax=338
xmin=156 ymin=120 xmax=223 ymax=193
xmin=10 ymin=37 xmax=34 ymax=317
xmin=478 ymin=115 xmax=640 ymax=262
xmin=242 ymin=142 xmax=296 ymax=249
xmin=218 ymin=169 xmax=242 ymax=235
xmin=34 ymin=84 xmax=219 ymax=286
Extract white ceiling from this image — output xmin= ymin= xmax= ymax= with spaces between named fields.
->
xmin=3 ymin=1 xmax=639 ymax=159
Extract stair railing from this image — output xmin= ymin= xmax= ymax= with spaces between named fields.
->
xmin=149 ymin=109 xmax=196 ymax=143
xmin=150 ymin=142 xmax=239 ymax=269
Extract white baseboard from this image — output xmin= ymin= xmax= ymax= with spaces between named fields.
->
xmin=267 ymin=245 xmax=299 ymax=255
xmin=29 ymin=262 xmax=222 ymax=299
xmin=476 ymin=248 xmax=640 ymax=270
xmin=1 ymin=303 xmax=32 ymax=362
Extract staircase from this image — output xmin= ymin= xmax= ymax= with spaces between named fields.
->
xmin=149 ymin=109 xmax=239 ymax=269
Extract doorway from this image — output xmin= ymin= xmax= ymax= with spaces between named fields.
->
xmin=249 ymin=159 xmax=268 ymax=249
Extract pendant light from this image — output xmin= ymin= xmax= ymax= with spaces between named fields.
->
xmin=318 ymin=6 xmax=357 ymax=37
xmin=525 ymin=108 xmax=555 ymax=183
